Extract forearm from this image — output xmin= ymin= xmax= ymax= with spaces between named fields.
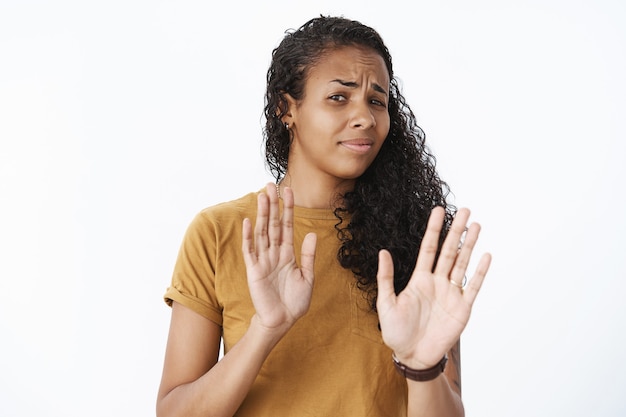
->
xmin=157 ymin=315 xmax=285 ymax=417
xmin=406 ymin=374 xmax=464 ymax=417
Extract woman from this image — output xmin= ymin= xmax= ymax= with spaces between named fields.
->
xmin=157 ymin=15 xmax=491 ymax=417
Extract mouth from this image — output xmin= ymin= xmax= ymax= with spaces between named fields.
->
xmin=339 ymin=138 xmax=375 ymax=154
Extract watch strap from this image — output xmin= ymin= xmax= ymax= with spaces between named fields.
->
xmin=392 ymin=353 xmax=448 ymax=382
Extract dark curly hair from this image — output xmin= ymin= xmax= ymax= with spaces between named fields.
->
xmin=263 ymin=15 xmax=456 ymax=310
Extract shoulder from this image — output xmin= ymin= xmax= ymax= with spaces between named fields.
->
xmin=186 ymin=190 xmax=260 ymax=238
xmin=198 ymin=190 xmax=259 ymax=221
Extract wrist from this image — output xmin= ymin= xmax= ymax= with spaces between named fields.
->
xmin=391 ymin=349 xmax=444 ymax=370
xmin=392 ymin=353 xmax=448 ymax=382
xmin=249 ymin=314 xmax=292 ymax=346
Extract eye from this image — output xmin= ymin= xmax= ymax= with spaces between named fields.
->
xmin=370 ymin=98 xmax=387 ymax=108
xmin=329 ymin=94 xmax=347 ymax=102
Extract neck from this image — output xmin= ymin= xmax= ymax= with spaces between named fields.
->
xmin=278 ymin=173 xmax=355 ymax=209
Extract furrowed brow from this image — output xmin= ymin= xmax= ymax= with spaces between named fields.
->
xmin=330 ymin=79 xmax=388 ymax=96
xmin=331 ymin=79 xmax=359 ymax=88
xmin=373 ymin=83 xmax=388 ymax=96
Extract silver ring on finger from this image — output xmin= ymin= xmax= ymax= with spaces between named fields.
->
xmin=457 ymin=227 xmax=468 ymax=252
xmin=450 ymin=275 xmax=467 ymax=289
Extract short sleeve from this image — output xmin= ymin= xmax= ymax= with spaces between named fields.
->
xmin=164 ymin=211 xmax=223 ymax=326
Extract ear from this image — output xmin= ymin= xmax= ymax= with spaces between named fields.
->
xmin=278 ymin=93 xmax=298 ymax=127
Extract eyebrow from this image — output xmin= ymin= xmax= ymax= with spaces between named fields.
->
xmin=330 ymin=79 xmax=388 ymax=96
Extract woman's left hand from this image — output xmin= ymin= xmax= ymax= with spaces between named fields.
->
xmin=376 ymin=206 xmax=492 ymax=370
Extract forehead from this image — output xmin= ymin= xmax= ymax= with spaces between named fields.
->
xmin=306 ymin=46 xmax=390 ymax=86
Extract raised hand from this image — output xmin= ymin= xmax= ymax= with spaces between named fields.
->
xmin=376 ymin=206 xmax=491 ymax=370
xmin=242 ymin=183 xmax=317 ymax=336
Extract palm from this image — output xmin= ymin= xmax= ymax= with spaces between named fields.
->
xmin=242 ymin=184 xmax=317 ymax=333
xmin=376 ymin=207 xmax=491 ymax=369
xmin=246 ymin=243 xmax=314 ymax=329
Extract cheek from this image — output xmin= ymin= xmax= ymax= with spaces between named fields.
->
xmin=312 ymin=108 xmax=342 ymax=129
xmin=379 ymin=114 xmax=391 ymax=137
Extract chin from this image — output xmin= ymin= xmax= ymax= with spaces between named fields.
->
xmin=337 ymin=169 xmax=368 ymax=181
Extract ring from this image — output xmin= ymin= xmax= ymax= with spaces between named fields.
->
xmin=450 ymin=275 xmax=467 ymax=289
xmin=457 ymin=227 xmax=468 ymax=251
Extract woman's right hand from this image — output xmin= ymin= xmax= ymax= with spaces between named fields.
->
xmin=242 ymin=183 xmax=317 ymax=336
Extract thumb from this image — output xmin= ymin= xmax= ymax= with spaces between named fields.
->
xmin=299 ymin=232 xmax=317 ymax=286
xmin=376 ymin=249 xmax=396 ymax=312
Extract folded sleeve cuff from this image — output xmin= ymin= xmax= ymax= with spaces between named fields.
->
xmin=164 ymin=286 xmax=223 ymax=326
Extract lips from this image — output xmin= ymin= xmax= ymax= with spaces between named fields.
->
xmin=339 ymin=138 xmax=374 ymax=153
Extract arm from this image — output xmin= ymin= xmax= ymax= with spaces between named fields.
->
xmin=157 ymin=184 xmax=317 ymax=417
xmin=405 ymin=340 xmax=463 ymax=416
xmin=156 ymin=303 xmax=286 ymax=417
xmin=376 ymin=207 xmax=491 ymax=417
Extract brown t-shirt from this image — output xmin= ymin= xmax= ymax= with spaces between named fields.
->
xmin=164 ymin=189 xmax=407 ymax=416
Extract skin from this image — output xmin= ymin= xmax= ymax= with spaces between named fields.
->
xmin=156 ymin=46 xmax=492 ymax=417
xmin=377 ymin=205 xmax=491 ymax=415
xmin=279 ymin=46 xmax=390 ymax=208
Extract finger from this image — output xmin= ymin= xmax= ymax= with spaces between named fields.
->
xmin=448 ymin=222 xmax=480 ymax=285
xmin=462 ymin=252 xmax=492 ymax=305
xmin=299 ymin=232 xmax=317 ymax=286
xmin=280 ymin=186 xmax=295 ymax=249
xmin=434 ymin=208 xmax=471 ymax=277
xmin=241 ymin=217 xmax=257 ymax=266
xmin=265 ymin=183 xmax=282 ymax=251
xmin=376 ymin=249 xmax=396 ymax=312
xmin=254 ymin=191 xmax=270 ymax=254
xmin=414 ymin=207 xmax=445 ymax=273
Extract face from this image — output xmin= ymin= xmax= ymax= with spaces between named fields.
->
xmin=284 ymin=46 xmax=391 ymax=187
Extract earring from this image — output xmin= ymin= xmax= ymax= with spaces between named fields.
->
xmin=284 ymin=122 xmax=289 ymax=130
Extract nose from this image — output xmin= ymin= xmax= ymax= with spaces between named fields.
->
xmin=350 ymin=100 xmax=376 ymax=129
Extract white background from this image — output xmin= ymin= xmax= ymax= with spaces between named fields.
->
xmin=1 ymin=0 xmax=625 ymax=416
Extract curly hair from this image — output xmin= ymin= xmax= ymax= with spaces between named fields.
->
xmin=263 ymin=15 xmax=456 ymax=310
